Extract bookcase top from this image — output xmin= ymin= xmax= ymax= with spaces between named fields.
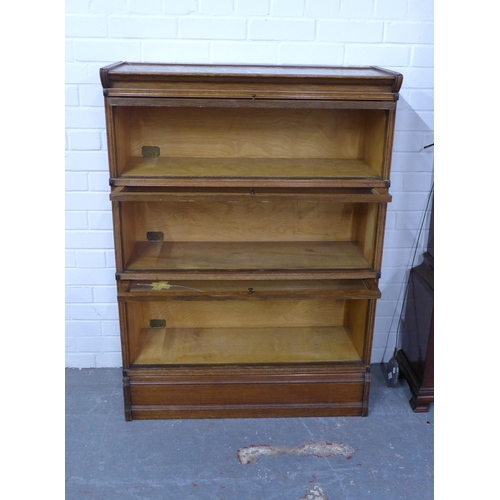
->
xmin=100 ymin=62 xmax=403 ymax=97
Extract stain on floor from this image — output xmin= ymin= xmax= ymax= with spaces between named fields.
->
xmin=237 ymin=440 xmax=354 ymax=465
xmin=301 ymin=485 xmax=328 ymax=500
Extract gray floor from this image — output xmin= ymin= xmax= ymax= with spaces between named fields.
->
xmin=66 ymin=365 xmax=433 ymax=499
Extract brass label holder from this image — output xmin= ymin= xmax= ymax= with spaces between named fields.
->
xmin=142 ymin=146 xmax=160 ymax=158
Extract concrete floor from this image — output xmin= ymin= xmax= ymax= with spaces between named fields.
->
xmin=65 ymin=365 xmax=433 ymax=499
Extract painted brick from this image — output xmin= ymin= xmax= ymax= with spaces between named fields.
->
xmin=392 ymin=134 xmax=424 ymax=153
xmin=396 ymin=91 xmax=411 ymax=110
xmin=66 ymin=338 xmax=76 ymax=352
xmin=317 ymin=20 xmax=383 ymax=43
xmin=68 ymin=129 xmax=101 ymax=150
xmin=379 ymin=274 xmax=406 ymax=291
xmin=65 ymin=151 xmax=110 ymax=171
xmin=395 ymin=109 xmax=433 ymax=133
xmin=415 ymin=113 xmax=434 ymax=134
xmin=66 ymin=320 xmax=102 ymax=337
xmin=391 ymin=191 xmax=430 ymax=211
xmin=66 ymin=250 xmax=77 ymax=268
xmin=65 ymin=14 xmax=108 ymax=37
xmin=65 ymin=63 xmax=88 ymax=84
xmin=66 ymin=0 xmax=91 ymax=14
xmin=236 ymin=0 xmax=270 ymax=16
xmin=385 ymin=22 xmax=434 ymax=44
xmin=212 ymin=42 xmax=278 ymax=64
xmin=101 ymin=321 xmax=120 ymax=336
xmin=66 ymin=303 xmax=119 ymax=321
xmin=391 ymin=153 xmax=434 ymax=175
xmin=305 ymin=0 xmax=339 ymax=17
xmin=93 ymin=286 xmax=118 ymax=302
xmin=395 ymin=210 xmax=432 ymax=232
xmin=75 ymin=336 xmax=121 ymax=352
xmin=100 ymin=131 xmax=108 ymax=150
xmin=65 ymin=353 xmax=96 ymax=368
xmin=388 ymin=172 xmax=404 ymax=192
xmin=66 ymin=107 xmax=106 ymax=129
xmin=381 ymin=248 xmax=414 ymax=269
xmin=374 ymin=0 xmax=407 ymax=19
xmin=65 ymin=211 xmax=89 ymax=231
xmin=79 ymin=85 xmax=103 ymax=107
xmin=163 ymin=0 xmax=198 ymax=14
xmin=76 ymin=250 xmax=107 ymax=268
xmin=65 ymin=231 xmax=114 ymax=250
xmin=66 ymin=286 xmax=93 ymax=303
xmin=345 ymin=44 xmax=410 ymax=66
xmin=373 ymin=316 xmax=397 ymax=336
xmin=180 ymin=18 xmax=246 ymax=39
xmin=271 ymin=0 xmax=305 ymax=17
xmin=88 ymin=212 xmax=113 ymax=230
xmin=379 ymin=266 xmax=408 ymax=285
xmin=374 ymin=300 xmax=399 ymax=318
xmin=423 ymin=133 xmax=434 ymax=150
xmin=401 ymin=172 xmax=433 ymax=192
xmin=66 ymin=268 xmax=116 ymax=287
xmin=142 ymin=41 xmax=211 ymax=63
xmin=65 ymin=192 xmax=110 ymax=211
xmin=66 ymin=41 xmax=74 ymax=62
xmin=404 ymin=69 xmax=434 ymax=91
xmin=412 ymin=46 xmax=434 ymax=67
xmin=371 ymin=347 xmax=391 ymax=364
xmin=383 ymin=228 xmax=421 ymax=249
xmin=372 ymin=333 xmax=398 ymax=354
xmin=339 ymin=0 xmax=374 ymax=18
xmin=408 ymin=0 xmax=434 ymax=21
xmin=97 ymin=352 xmax=123 ymax=368
xmin=199 ymin=0 xmax=234 ymax=15
xmin=105 ymin=250 xmax=116 ymax=267
xmin=90 ymin=0 xmax=126 ymax=14
xmin=128 ymin=0 xmax=162 ymax=14
xmin=249 ymin=19 xmax=315 ymax=41
xmin=88 ymin=172 xmax=109 ymax=191
xmin=66 ymin=86 xmax=79 ymax=106
xmin=377 ymin=283 xmax=405 ymax=302
xmin=66 ymin=172 xmax=88 ymax=191
xmin=109 ymin=16 xmax=177 ymax=38
xmin=279 ymin=43 xmax=343 ymax=65
xmin=73 ymin=40 xmax=141 ymax=62
xmin=384 ymin=210 xmax=396 ymax=230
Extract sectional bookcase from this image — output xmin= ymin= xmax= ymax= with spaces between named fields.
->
xmin=100 ymin=63 xmax=402 ymax=420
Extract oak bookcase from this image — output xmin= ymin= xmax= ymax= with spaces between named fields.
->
xmin=100 ymin=63 xmax=402 ymax=420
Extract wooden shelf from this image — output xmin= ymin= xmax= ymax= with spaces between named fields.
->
xmin=126 ymin=240 xmax=371 ymax=274
xmin=115 ymin=157 xmax=382 ymax=187
xmin=119 ymin=278 xmax=381 ymax=300
xmin=132 ymin=326 xmax=362 ymax=366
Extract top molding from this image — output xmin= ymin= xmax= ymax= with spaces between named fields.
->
xmin=100 ymin=62 xmax=403 ymax=101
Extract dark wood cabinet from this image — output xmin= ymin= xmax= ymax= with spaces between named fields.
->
xmin=397 ymin=200 xmax=434 ymax=412
xmin=101 ymin=63 xmax=402 ymax=420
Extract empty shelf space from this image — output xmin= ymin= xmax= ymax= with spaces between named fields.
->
xmin=132 ymin=326 xmax=361 ymax=365
xmin=126 ymin=241 xmax=371 ymax=274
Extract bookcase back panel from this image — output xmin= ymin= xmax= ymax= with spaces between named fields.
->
xmin=127 ymin=298 xmax=345 ymax=330
xmin=120 ymin=199 xmax=356 ymax=242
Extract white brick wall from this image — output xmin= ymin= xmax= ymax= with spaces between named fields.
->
xmin=65 ymin=0 xmax=434 ymax=367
